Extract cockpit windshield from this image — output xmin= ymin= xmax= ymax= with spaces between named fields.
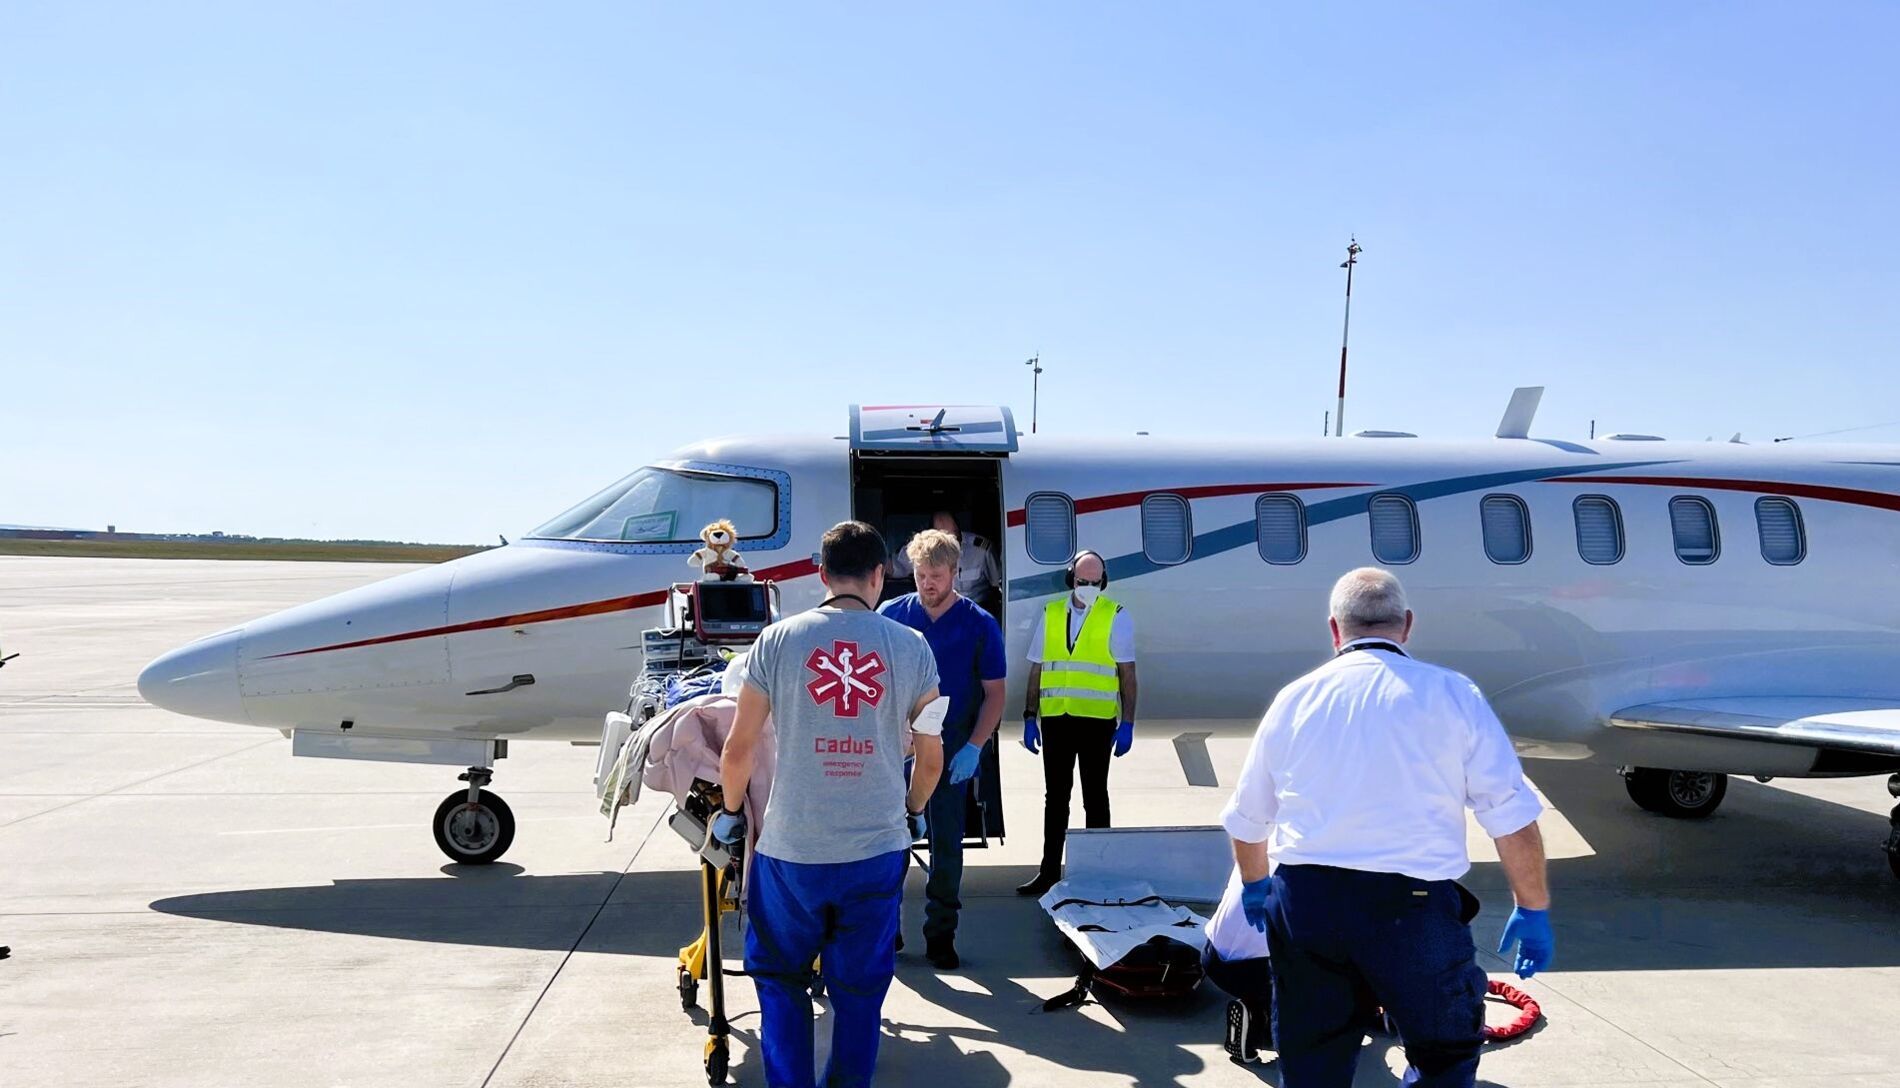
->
xmin=528 ymin=466 xmax=779 ymax=543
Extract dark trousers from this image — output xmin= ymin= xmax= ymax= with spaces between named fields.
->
xmin=745 ymin=851 xmax=908 ymax=1088
xmin=921 ymin=730 xmax=971 ymax=945
xmin=1263 ymin=864 xmax=1488 ymax=1088
xmin=1204 ymin=947 xmax=1275 ymax=1046
xmin=1037 ymin=714 xmax=1115 ymax=875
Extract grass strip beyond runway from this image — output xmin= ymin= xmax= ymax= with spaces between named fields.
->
xmin=0 ymin=539 xmax=486 ymax=563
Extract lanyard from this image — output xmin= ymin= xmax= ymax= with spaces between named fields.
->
xmin=1336 ymin=639 xmax=1407 ymax=658
xmin=820 ymin=594 xmax=873 ymax=611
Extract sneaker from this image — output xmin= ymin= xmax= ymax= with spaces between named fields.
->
xmin=1224 ymin=1000 xmax=1259 ymax=1063
xmin=925 ymin=939 xmax=960 ymax=970
xmin=1015 ymin=871 xmax=1060 ymax=897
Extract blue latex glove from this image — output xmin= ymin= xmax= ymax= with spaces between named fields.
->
xmin=906 ymin=808 xmax=928 ymax=842
xmin=1022 ymin=716 xmax=1041 ymax=754
xmin=1113 ymin=719 xmax=1135 ymax=757
xmin=1240 ymin=877 xmax=1272 ymax=933
xmin=710 ymin=808 xmax=746 ymax=846
xmin=947 ymin=743 xmax=981 ymax=785
xmin=1497 ymin=906 xmax=1554 ymax=978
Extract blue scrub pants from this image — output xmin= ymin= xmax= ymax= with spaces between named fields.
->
xmin=745 ymin=850 xmax=907 ymax=1088
xmin=921 ymin=727 xmax=971 ymax=945
xmin=1264 ymin=864 xmax=1488 ymax=1088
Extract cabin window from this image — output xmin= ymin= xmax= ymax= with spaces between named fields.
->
xmin=1669 ymin=496 xmax=1720 ymax=565
xmin=1573 ymin=496 xmax=1624 ymax=564
xmin=1140 ymin=493 xmax=1192 ymax=565
xmin=1024 ymin=492 xmax=1076 ymax=565
xmin=1755 ymin=497 xmax=1806 ymax=565
xmin=529 ymin=466 xmax=779 ymax=543
xmin=1480 ymin=494 xmax=1532 ymax=565
xmin=1367 ymin=494 xmax=1420 ymax=564
xmin=1255 ymin=494 xmax=1307 ymax=564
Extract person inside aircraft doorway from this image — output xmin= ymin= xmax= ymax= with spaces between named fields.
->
xmin=1016 ymin=549 xmax=1137 ymax=897
xmin=892 ymin=510 xmax=1002 ymax=617
xmin=878 ymin=528 xmax=1007 ymax=969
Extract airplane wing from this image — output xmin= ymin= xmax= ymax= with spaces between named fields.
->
xmin=1610 ymin=697 xmax=1900 ymax=756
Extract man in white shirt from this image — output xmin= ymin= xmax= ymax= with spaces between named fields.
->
xmin=1221 ymin=568 xmax=1553 ymax=1088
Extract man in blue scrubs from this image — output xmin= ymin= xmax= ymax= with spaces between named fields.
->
xmin=879 ymin=528 xmax=1007 ymax=969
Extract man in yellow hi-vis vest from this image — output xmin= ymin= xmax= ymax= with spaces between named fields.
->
xmin=1016 ymin=550 xmax=1138 ymax=896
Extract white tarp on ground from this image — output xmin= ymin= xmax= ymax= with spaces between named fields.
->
xmin=1038 ymin=878 xmax=1209 ymax=970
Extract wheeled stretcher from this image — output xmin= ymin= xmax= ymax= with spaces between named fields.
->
xmin=670 ymin=779 xmax=750 ymax=1086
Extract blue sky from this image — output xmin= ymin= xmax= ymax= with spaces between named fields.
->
xmin=4 ymin=3 xmax=1897 ymax=542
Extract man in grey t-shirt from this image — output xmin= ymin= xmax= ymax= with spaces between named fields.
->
xmin=719 ymin=520 xmax=942 ymax=1088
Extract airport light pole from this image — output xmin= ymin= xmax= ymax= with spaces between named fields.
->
xmin=1335 ymin=237 xmax=1362 ymax=437
xmin=1025 ymin=354 xmax=1043 ymax=434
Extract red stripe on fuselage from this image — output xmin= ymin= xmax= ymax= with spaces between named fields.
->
xmin=260 ymin=555 xmax=822 ymax=660
xmin=258 ymin=477 xmax=1447 ymax=660
xmin=1003 ymin=481 xmax=1371 ymax=527
xmin=1546 ymin=475 xmax=1900 ymax=512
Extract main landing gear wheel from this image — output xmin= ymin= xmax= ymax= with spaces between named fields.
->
xmin=433 ymin=785 xmax=516 ymax=864
xmin=1624 ymin=767 xmax=1727 ymax=818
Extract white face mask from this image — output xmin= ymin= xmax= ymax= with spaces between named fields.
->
xmin=1072 ymin=583 xmax=1102 ymax=607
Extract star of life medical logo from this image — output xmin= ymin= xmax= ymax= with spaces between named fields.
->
xmin=805 ymin=640 xmax=886 ymax=718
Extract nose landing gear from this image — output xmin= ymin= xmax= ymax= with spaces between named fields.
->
xmin=433 ymin=766 xmax=516 ymax=865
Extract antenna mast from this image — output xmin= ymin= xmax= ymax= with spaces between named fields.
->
xmin=1335 ymin=236 xmax=1362 ymax=437
xmin=1025 ymin=353 xmax=1043 ymax=434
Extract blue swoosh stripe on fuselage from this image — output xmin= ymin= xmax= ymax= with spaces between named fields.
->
xmin=1006 ymin=460 xmax=1676 ymax=601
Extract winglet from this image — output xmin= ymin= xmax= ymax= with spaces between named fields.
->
xmin=1495 ymin=386 xmax=1545 ymax=439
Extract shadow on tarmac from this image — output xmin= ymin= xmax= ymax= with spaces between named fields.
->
xmin=1458 ymin=758 xmax=1900 ymax=972
xmin=151 ymin=760 xmax=1900 ymax=972
xmin=147 ymin=757 xmax=1900 ymax=1085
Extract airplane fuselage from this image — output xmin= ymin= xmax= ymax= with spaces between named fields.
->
xmin=141 ymin=426 xmax=1900 ymax=782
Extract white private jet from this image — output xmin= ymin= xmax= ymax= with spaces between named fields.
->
xmin=139 ymin=399 xmax=1900 ymax=871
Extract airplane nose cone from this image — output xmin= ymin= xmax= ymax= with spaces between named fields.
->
xmin=138 ymin=629 xmax=249 ymax=724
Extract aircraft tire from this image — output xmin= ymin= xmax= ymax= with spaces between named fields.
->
xmin=1625 ymin=768 xmax=1726 ymax=818
xmin=432 ymin=789 xmax=516 ymax=864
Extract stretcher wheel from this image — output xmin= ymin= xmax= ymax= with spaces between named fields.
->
xmin=678 ymin=966 xmax=699 ymax=1010
xmin=809 ymin=973 xmax=826 ymax=999
xmin=705 ymin=1038 xmax=729 ymax=1085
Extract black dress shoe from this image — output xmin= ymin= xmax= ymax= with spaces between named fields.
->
xmin=925 ymin=939 xmax=960 ymax=970
xmin=1015 ymin=871 xmax=1060 ymax=896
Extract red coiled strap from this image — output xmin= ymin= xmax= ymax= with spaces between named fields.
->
xmin=1483 ymin=979 xmax=1542 ymax=1041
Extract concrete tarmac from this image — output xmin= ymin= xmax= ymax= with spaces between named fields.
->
xmin=5 ymin=556 xmax=1900 ymax=1087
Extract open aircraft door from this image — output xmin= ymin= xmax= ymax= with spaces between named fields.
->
xmin=848 ymin=404 xmax=1018 ymax=845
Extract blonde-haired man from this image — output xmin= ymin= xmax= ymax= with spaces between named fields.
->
xmin=878 ymin=527 xmax=1007 ymax=969
xmin=893 ymin=511 xmax=1002 ymax=615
